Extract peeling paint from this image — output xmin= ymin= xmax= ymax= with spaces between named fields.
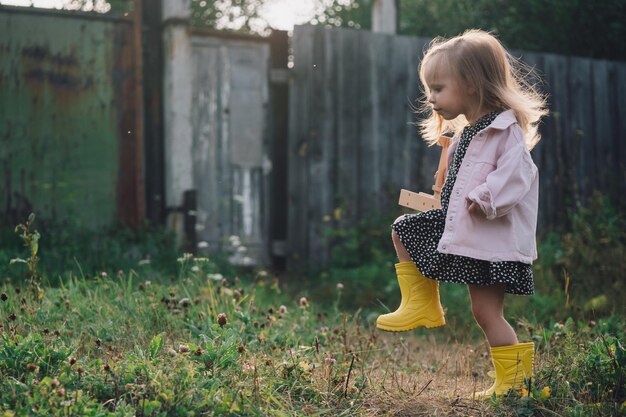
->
xmin=0 ymin=8 xmax=134 ymax=228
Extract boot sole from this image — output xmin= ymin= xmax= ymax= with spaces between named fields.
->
xmin=376 ymin=318 xmax=446 ymax=332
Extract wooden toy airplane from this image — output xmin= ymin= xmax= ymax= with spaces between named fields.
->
xmin=398 ymin=136 xmax=450 ymax=211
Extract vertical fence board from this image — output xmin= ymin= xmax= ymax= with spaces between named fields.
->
xmin=372 ymin=33 xmax=392 ymax=213
xmin=192 ymin=44 xmax=221 ymax=249
xmin=288 ymin=25 xmax=314 ymax=268
xmin=530 ymin=52 xmax=558 ymax=228
xmin=592 ymin=60 xmax=612 ymax=193
xmin=357 ymin=30 xmax=377 ymax=216
xmin=306 ymin=27 xmax=334 ymax=266
xmin=335 ymin=28 xmax=360 ymax=226
xmin=616 ymin=64 xmax=626 ymax=207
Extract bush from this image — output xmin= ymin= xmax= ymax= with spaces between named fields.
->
xmin=533 ymin=193 xmax=626 ymax=319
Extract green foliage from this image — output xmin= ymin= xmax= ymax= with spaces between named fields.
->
xmin=320 ymin=0 xmax=626 ymax=61
xmin=399 ymin=0 xmax=626 ymax=61
xmin=316 ymin=212 xmax=398 ymax=311
xmin=490 ymin=317 xmax=626 ymax=417
xmin=313 ymin=0 xmax=373 ymax=30
xmin=0 ymin=246 xmax=369 ymax=416
xmin=190 ymin=0 xmax=266 ymax=33
xmin=0 ymin=217 xmax=625 ymax=416
xmin=9 ymin=213 xmax=43 ymax=300
xmin=533 ymin=193 xmax=626 ymax=318
xmin=0 ymin=220 xmax=181 ymax=286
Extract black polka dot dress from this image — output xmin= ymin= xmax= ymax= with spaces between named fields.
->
xmin=392 ymin=112 xmax=534 ymax=295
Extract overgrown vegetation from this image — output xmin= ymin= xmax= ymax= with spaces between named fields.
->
xmin=0 ymin=220 xmax=181 ymax=286
xmin=0 ymin=195 xmax=624 ymax=416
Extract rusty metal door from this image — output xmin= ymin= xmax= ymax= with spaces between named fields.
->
xmin=0 ymin=6 xmax=141 ymax=228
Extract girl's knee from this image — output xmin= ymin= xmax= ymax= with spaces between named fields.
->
xmin=391 ymin=230 xmax=402 ymax=245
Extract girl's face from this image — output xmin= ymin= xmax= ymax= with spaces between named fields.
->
xmin=423 ymin=60 xmax=474 ymax=121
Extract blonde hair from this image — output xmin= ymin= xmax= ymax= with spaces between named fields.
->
xmin=418 ymin=29 xmax=548 ymax=149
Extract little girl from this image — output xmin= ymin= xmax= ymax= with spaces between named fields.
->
xmin=376 ymin=29 xmax=548 ymax=398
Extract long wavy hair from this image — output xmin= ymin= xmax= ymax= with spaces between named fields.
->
xmin=418 ymin=29 xmax=548 ymax=149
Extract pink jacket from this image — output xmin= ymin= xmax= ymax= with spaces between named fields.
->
xmin=437 ymin=110 xmax=539 ymax=264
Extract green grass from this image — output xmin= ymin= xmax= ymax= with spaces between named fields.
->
xmin=1 ymin=194 xmax=625 ymax=416
xmin=1 ymin=259 xmax=624 ymax=416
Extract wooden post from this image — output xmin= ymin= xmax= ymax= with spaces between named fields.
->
xmin=132 ymin=0 xmax=145 ymax=227
xmin=162 ymin=0 xmax=193 ymax=246
xmin=372 ymin=0 xmax=398 ymax=34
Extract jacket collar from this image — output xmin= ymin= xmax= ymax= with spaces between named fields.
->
xmin=486 ymin=109 xmax=517 ymax=130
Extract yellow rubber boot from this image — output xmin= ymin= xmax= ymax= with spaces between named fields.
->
xmin=474 ymin=342 xmax=534 ymax=398
xmin=376 ymin=262 xmax=446 ymax=332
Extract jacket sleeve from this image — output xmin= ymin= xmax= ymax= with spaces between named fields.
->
xmin=466 ymin=141 xmax=537 ymax=220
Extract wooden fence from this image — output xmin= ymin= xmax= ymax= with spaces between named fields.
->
xmin=288 ymin=24 xmax=626 ymax=268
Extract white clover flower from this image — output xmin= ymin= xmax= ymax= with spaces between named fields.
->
xmin=177 ymin=253 xmax=194 ymax=263
xmin=207 ymin=273 xmax=224 ymax=281
xmin=197 ymin=241 xmax=209 ymax=248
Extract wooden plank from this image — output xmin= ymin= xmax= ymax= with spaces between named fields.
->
xmin=591 ymin=60 xmax=612 ymax=194
xmin=335 ymin=27 xmax=360 ymax=228
xmin=218 ymin=44 xmax=232 ymax=248
xmin=306 ymin=26 xmax=334 ymax=267
xmin=191 ymin=44 xmax=221 ymax=251
xmin=527 ymin=52 xmax=557 ymax=229
xmin=387 ymin=34 xmax=412 ymax=195
xmin=287 ymin=24 xmax=315 ymax=269
xmin=372 ymin=32 xmax=393 ymax=213
xmin=616 ymin=63 xmax=626 ymax=211
xmin=357 ymin=29 xmax=376 ymax=215
xmin=567 ymin=57 xmax=594 ymax=202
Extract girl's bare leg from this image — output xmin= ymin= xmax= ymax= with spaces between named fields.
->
xmin=468 ymin=284 xmax=518 ymax=347
xmin=391 ymin=230 xmax=412 ymax=262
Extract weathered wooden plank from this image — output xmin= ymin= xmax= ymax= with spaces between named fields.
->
xmin=386 ymin=34 xmax=414 ymax=211
xmin=568 ymin=57 xmax=594 ymax=201
xmin=357 ymin=29 xmax=377 ymax=215
xmin=601 ymin=62 xmax=622 ymax=203
xmin=335 ymin=27 xmax=360 ymax=227
xmin=306 ymin=26 xmax=334 ymax=266
xmin=612 ymin=63 xmax=626 ymax=211
xmin=191 ymin=44 xmax=221 ymax=250
xmin=287 ymin=25 xmax=314 ymax=268
xmin=591 ymin=60 xmax=612 ymax=193
xmin=371 ymin=32 xmax=393 ymax=213
xmin=529 ymin=52 xmax=558 ymax=229
xmin=218 ymin=44 xmax=233 ymax=245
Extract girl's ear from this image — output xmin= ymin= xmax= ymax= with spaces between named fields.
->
xmin=466 ymin=83 xmax=477 ymax=95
